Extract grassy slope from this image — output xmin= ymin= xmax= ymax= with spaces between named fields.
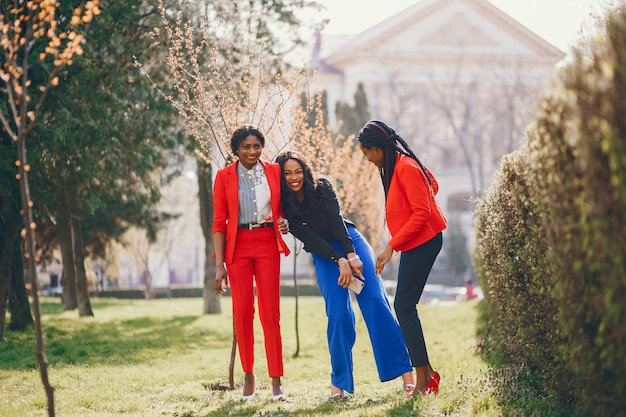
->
xmin=1 ymin=296 xmax=500 ymax=417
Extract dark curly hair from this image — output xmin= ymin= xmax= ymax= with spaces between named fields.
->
xmin=275 ymin=151 xmax=334 ymax=219
xmin=230 ymin=125 xmax=265 ymax=155
xmin=357 ymin=120 xmax=431 ymax=198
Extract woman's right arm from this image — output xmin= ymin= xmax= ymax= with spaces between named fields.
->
xmin=213 ymin=232 xmax=227 ymax=294
xmin=212 ymin=169 xmax=229 ymax=294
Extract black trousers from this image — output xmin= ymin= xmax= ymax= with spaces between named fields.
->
xmin=394 ymin=232 xmax=443 ymax=367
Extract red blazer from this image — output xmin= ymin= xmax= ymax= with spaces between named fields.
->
xmin=386 ymin=154 xmax=447 ymax=252
xmin=212 ymin=159 xmax=290 ymax=264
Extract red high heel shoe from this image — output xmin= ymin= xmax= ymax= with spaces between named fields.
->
xmin=422 ymin=371 xmax=440 ymax=395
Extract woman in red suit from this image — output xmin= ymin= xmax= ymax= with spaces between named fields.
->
xmin=358 ymin=120 xmax=447 ymax=396
xmin=212 ymin=125 xmax=290 ymax=401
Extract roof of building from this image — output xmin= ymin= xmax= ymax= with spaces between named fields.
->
xmin=311 ymin=0 xmax=564 ymax=72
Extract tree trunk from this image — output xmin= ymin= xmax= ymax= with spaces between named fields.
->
xmin=0 ymin=168 xmax=28 ymax=340
xmin=229 ymin=321 xmax=236 ymax=389
xmin=0 ymin=214 xmax=17 ymax=342
xmin=73 ymin=222 xmax=93 ymax=317
xmin=57 ymin=215 xmax=77 ymax=310
xmin=0 ymin=247 xmax=11 ymax=342
xmin=292 ymin=236 xmax=300 ymax=358
xmin=9 ymin=237 xmax=34 ymax=331
xmin=198 ymin=158 xmax=220 ymax=314
xmin=16 ymin=136 xmax=55 ymax=416
xmin=144 ymin=269 xmax=154 ymax=300
xmin=202 ymin=260 xmax=219 ymax=313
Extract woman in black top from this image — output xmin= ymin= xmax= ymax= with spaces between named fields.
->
xmin=275 ymin=151 xmax=416 ymax=398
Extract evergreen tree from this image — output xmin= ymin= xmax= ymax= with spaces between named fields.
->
xmin=35 ymin=0 xmax=183 ymax=312
xmin=335 ymin=82 xmax=370 ymax=139
xmin=302 ymin=90 xmax=329 ymax=128
xmin=1 ymin=0 xmax=183 ymax=317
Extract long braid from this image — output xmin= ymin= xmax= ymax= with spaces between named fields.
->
xmin=394 ymin=134 xmax=432 ymax=187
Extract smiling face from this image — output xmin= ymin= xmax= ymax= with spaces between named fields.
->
xmin=282 ymin=158 xmax=305 ymax=199
xmin=236 ymin=135 xmax=263 ymax=170
xmin=360 ymin=144 xmax=384 ymax=168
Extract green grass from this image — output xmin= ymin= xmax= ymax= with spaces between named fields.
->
xmin=0 ymin=296 xmax=544 ymax=416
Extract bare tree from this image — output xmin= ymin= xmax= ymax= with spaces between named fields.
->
xmin=432 ymin=68 xmax=540 ymax=192
xmin=0 ymin=1 xmax=101 ymax=414
xmin=290 ymin=236 xmax=304 ymax=357
xmin=136 ymin=1 xmax=314 ymax=389
xmin=137 ymin=2 xmax=315 ymax=314
xmin=371 ymin=58 xmax=543 ymax=195
xmin=125 ymin=223 xmax=177 ymax=300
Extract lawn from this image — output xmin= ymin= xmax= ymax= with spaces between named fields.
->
xmin=1 ymin=295 xmax=501 ymax=417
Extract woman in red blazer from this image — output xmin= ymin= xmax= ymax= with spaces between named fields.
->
xmin=358 ymin=120 xmax=447 ymax=397
xmin=212 ymin=125 xmax=290 ymax=401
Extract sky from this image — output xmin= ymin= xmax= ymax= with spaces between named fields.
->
xmin=309 ymin=0 xmax=613 ymax=52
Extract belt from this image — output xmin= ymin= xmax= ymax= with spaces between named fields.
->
xmin=238 ymin=222 xmax=274 ymax=230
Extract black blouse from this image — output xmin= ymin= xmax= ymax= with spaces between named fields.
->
xmin=284 ymin=184 xmax=355 ymax=264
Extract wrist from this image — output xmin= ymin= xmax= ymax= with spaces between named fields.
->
xmin=347 ymin=254 xmax=360 ymax=263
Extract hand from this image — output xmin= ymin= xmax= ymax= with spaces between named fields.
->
xmin=336 ymin=258 xmax=353 ymax=288
xmin=277 ymin=217 xmax=289 ymax=234
xmin=375 ymin=245 xmax=394 ymax=275
xmin=215 ymin=265 xmax=228 ymax=294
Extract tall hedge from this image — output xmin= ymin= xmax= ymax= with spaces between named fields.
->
xmin=473 ymin=149 xmax=563 ymax=391
xmin=474 ymin=5 xmax=626 ymax=415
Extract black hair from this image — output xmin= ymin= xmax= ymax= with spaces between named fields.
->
xmin=230 ymin=125 xmax=265 ymax=155
xmin=357 ymin=120 xmax=431 ymax=198
xmin=275 ymin=151 xmax=334 ymax=218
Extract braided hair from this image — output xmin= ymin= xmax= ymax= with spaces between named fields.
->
xmin=357 ymin=120 xmax=431 ymax=198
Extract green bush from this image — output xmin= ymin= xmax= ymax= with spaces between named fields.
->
xmin=528 ymin=8 xmax=626 ymax=413
xmin=473 ymin=149 xmax=563 ymax=390
xmin=474 ymin=5 xmax=626 ymax=416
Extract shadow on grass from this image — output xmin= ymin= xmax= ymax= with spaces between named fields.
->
xmin=189 ymin=393 xmax=420 ymax=417
xmin=38 ymin=297 xmax=132 ymax=315
xmin=1 ymin=300 xmax=230 ymax=371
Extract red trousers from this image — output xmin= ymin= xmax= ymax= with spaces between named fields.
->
xmin=227 ymin=226 xmax=283 ymax=377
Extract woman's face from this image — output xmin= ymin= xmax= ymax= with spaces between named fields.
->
xmin=237 ymin=135 xmax=263 ymax=170
xmin=283 ymin=158 xmax=305 ymax=197
xmin=360 ymin=144 xmax=384 ymax=168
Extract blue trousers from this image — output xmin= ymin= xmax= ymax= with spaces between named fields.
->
xmin=312 ymin=226 xmax=412 ymax=393
xmin=394 ymin=232 xmax=443 ymax=367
